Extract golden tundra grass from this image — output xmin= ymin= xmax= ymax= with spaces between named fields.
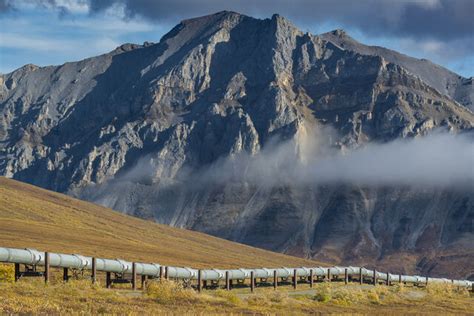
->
xmin=0 ymin=266 xmax=472 ymax=315
xmin=0 ymin=177 xmax=316 ymax=268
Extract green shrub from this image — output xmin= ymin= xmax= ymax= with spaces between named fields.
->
xmin=314 ymin=291 xmax=331 ymax=303
xmin=313 ymin=284 xmax=333 ymax=303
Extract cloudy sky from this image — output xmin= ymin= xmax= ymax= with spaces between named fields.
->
xmin=0 ymin=0 xmax=472 ymax=77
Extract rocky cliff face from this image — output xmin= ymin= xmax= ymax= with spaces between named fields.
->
xmin=1 ymin=11 xmax=473 ymax=278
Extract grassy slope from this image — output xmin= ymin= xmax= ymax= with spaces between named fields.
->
xmin=0 ymin=177 xmax=316 ymax=268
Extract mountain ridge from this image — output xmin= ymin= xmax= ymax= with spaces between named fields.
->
xmin=2 ymin=11 xmax=472 ymax=110
xmin=319 ymin=28 xmax=473 ymax=110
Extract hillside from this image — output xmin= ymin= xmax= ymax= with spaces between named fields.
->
xmin=0 ymin=180 xmax=472 ymax=314
xmin=0 ymin=177 xmax=315 ymax=268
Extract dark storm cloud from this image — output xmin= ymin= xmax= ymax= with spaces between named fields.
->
xmin=84 ymin=0 xmax=474 ymax=41
xmin=0 ymin=0 xmax=13 ymax=13
xmin=4 ymin=0 xmax=472 ymax=41
xmin=395 ymin=0 xmax=473 ymax=39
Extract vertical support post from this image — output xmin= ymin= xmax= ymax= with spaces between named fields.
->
xmin=132 ymin=262 xmax=137 ymax=290
xmin=344 ymin=268 xmax=348 ymax=284
xmin=14 ymin=263 xmax=20 ymax=282
xmin=327 ymin=268 xmax=331 ymax=282
xmin=293 ymin=269 xmax=297 ymax=289
xmin=250 ymin=271 xmax=255 ymax=292
xmin=159 ymin=266 xmax=164 ymax=280
xmin=91 ymin=257 xmax=96 ymax=284
xmin=106 ymin=272 xmax=112 ymax=288
xmin=373 ymin=269 xmax=377 ymax=286
xmin=273 ymin=270 xmax=278 ymax=290
xmin=164 ymin=266 xmax=168 ymax=280
xmin=141 ymin=275 xmax=146 ymax=289
xmin=399 ymin=274 xmax=402 ymax=284
xmin=225 ymin=271 xmax=230 ymax=290
xmin=63 ymin=268 xmax=69 ymax=282
xmin=425 ymin=276 xmax=428 ymax=287
xmin=359 ymin=267 xmax=363 ymax=285
xmin=197 ymin=270 xmax=202 ymax=293
xmin=386 ymin=272 xmax=390 ymax=286
xmin=309 ymin=269 xmax=314 ymax=288
xmin=44 ymin=252 xmax=50 ymax=284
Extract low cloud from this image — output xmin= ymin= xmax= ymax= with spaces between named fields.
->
xmin=399 ymin=37 xmax=474 ymax=63
xmin=1 ymin=0 xmax=89 ymax=14
xmin=0 ymin=32 xmax=119 ymax=54
xmin=194 ymin=131 xmax=473 ymax=188
xmin=114 ymin=130 xmax=474 ymax=191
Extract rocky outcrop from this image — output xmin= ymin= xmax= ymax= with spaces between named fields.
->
xmin=1 ymin=11 xmax=473 ymax=278
xmin=320 ymin=29 xmax=474 ymax=112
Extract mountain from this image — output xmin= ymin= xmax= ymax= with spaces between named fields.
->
xmin=0 ymin=11 xmax=473 ymax=278
xmin=0 ymin=176 xmax=314 ymax=268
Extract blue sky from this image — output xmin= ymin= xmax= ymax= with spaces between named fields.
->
xmin=0 ymin=4 xmax=168 ymax=73
xmin=0 ymin=0 xmax=472 ymax=77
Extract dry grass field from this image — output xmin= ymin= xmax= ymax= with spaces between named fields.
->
xmin=0 ymin=272 xmax=472 ymax=315
xmin=0 ymin=177 xmax=315 ymax=268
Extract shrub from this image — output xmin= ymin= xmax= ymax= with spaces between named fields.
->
xmin=146 ymin=280 xmax=199 ymax=305
xmin=313 ymin=291 xmax=331 ymax=303
xmin=366 ymin=290 xmax=380 ymax=304
xmin=0 ymin=264 xmax=14 ymax=283
xmin=426 ymin=283 xmax=469 ymax=299
xmin=246 ymin=294 xmax=271 ymax=307
xmin=265 ymin=290 xmax=288 ymax=303
xmin=313 ymin=284 xmax=332 ymax=303
xmin=391 ymin=283 xmax=406 ymax=293
xmin=214 ymin=289 xmax=241 ymax=305
xmin=331 ymin=288 xmax=364 ymax=306
xmin=374 ymin=284 xmax=391 ymax=301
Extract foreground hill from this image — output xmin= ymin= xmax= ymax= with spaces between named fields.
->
xmin=1 ymin=11 xmax=473 ymax=278
xmin=0 ymin=177 xmax=315 ymax=268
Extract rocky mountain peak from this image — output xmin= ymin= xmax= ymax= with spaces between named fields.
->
xmin=182 ymin=10 xmax=244 ymax=24
xmin=113 ymin=43 xmax=148 ymax=53
xmin=170 ymin=10 xmax=247 ymax=41
xmin=330 ymin=28 xmax=348 ymax=38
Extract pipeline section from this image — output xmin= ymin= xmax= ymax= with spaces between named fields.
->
xmin=0 ymin=247 xmax=471 ymax=287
